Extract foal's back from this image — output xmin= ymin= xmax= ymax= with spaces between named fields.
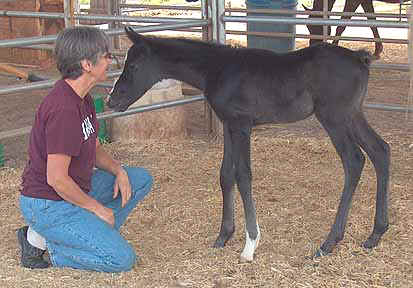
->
xmin=195 ymin=43 xmax=372 ymax=125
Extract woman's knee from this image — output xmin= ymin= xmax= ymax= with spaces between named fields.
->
xmin=106 ymin=243 xmax=136 ymax=272
xmin=125 ymin=167 xmax=153 ymax=195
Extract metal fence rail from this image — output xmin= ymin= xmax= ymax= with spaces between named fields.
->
xmin=0 ymin=20 xmax=209 ymax=48
xmin=0 ymin=96 xmax=205 ymax=140
xmin=223 ymin=15 xmax=409 ymax=28
xmin=0 ymin=5 xmax=210 ymax=141
xmin=2 ymin=93 xmax=412 ymax=141
xmin=227 ymin=7 xmax=409 ymax=19
xmin=0 ymin=0 xmax=410 ymax=142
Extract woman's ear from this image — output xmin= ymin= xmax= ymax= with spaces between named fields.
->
xmin=80 ymin=59 xmax=92 ymax=73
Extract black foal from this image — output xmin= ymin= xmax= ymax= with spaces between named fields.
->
xmin=108 ymin=27 xmax=390 ymax=262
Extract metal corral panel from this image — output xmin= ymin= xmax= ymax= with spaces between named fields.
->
xmin=0 ymin=0 xmax=64 ymax=65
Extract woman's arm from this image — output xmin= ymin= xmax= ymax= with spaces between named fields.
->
xmin=47 ymin=153 xmax=114 ymax=226
xmin=95 ymin=141 xmax=131 ymax=207
xmin=95 ymin=140 xmax=123 ymax=176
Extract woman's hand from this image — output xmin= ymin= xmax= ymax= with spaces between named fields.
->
xmin=113 ymin=167 xmax=132 ymax=207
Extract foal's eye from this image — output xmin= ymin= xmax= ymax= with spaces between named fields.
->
xmin=103 ymin=52 xmax=113 ymax=60
xmin=128 ymin=63 xmax=139 ymax=70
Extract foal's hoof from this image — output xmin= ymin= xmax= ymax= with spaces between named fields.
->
xmin=213 ymin=238 xmax=227 ymax=249
xmin=239 ymin=254 xmax=253 ymax=263
xmin=213 ymin=232 xmax=233 ymax=248
xmin=362 ymin=233 xmax=382 ymax=249
xmin=311 ymin=249 xmax=329 ymax=259
xmin=213 ymin=242 xmax=225 ymax=248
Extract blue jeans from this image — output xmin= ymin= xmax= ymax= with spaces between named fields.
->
xmin=19 ymin=166 xmax=152 ymax=272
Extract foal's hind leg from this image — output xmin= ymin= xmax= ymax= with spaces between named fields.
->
xmin=352 ymin=112 xmax=390 ymax=249
xmin=230 ymin=121 xmax=260 ymax=262
xmin=214 ymin=123 xmax=236 ymax=248
xmin=315 ymin=114 xmax=366 ymax=257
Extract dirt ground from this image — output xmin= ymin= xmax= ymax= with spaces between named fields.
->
xmin=0 ymin=35 xmax=412 ymax=287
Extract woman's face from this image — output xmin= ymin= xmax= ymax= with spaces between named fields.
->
xmin=90 ymin=52 xmax=113 ymax=82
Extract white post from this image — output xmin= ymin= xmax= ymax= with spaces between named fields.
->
xmin=201 ymin=0 xmax=211 ymax=41
xmin=408 ymin=6 xmax=413 ymax=120
xmin=211 ymin=0 xmax=226 ymax=44
xmin=322 ymin=0 xmax=328 ymax=43
xmin=208 ymin=0 xmax=224 ymax=138
xmin=73 ymin=0 xmax=79 ymax=26
xmin=211 ymin=0 xmax=218 ymax=42
xmin=64 ymin=0 xmax=71 ymax=27
xmin=216 ymin=0 xmax=226 ymax=45
xmin=63 ymin=0 xmax=76 ymax=27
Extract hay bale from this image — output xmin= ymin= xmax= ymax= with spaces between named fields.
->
xmin=109 ymin=79 xmax=188 ymax=141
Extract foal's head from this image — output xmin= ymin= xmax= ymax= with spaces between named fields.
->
xmin=108 ymin=27 xmax=161 ymax=112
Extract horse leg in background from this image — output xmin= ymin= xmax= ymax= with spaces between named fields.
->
xmin=352 ymin=111 xmax=390 ymax=248
xmin=304 ymin=0 xmax=336 ymax=46
xmin=214 ymin=123 xmax=237 ymax=248
xmin=314 ymin=112 xmax=366 ymax=257
xmin=333 ymin=0 xmax=362 ymax=46
xmin=229 ymin=120 xmax=260 ymax=262
xmin=361 ymin=0 xmax=384 ymax=59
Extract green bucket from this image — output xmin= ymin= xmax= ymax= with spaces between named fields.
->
xmin=93 ymin=94 xmax=110 ymax=144
xmin=0 ymin=143 xmax=4 ymax=167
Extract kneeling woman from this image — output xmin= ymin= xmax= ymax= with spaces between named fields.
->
xmin=18 ymin=26 xmax=152 ymax=272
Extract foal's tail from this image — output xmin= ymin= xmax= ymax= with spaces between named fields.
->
xmin=354 ymin=50 xmax=373 ymax=67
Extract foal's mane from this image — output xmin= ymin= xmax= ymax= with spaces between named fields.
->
xmin=147 ymin=36 xmax=231 ymax=51
xmin=145 ymin=36 xmax=241 ymax=60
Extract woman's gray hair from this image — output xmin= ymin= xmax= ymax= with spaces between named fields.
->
xmin=54 ymin=26 xmax=110 ymax=79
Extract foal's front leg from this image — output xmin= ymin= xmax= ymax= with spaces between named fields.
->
xmin=231 ymin=123 xmax=260 ymax=262
xmin=214 ymin=123 xmax=236 ymax=248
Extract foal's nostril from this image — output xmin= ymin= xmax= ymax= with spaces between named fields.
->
xmin=106 ymin=97 xmax=116 ymax=108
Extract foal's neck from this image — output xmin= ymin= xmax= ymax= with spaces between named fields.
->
xmin=151 ymin=38 xmax=226 ymax=91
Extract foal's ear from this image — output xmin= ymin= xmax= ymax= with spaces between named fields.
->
xmin=125 ymin=26 xmax=146 ymax=45
xmin=302 ymin=4 xmax=312 ymax=11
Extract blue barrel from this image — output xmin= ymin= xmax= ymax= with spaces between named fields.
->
xmin=246 ymin=0 xmax=297 ymax=53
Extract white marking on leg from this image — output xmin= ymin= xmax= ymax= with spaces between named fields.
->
xmin=240 ymin=222 xmax=260 ymax=262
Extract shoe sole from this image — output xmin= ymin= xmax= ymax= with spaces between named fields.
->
xmin=17 ymin=227 xmax=50 ymax=269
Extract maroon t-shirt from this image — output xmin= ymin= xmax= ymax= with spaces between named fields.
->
xmin=21 ymin=79 xmax=98 ymax=201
